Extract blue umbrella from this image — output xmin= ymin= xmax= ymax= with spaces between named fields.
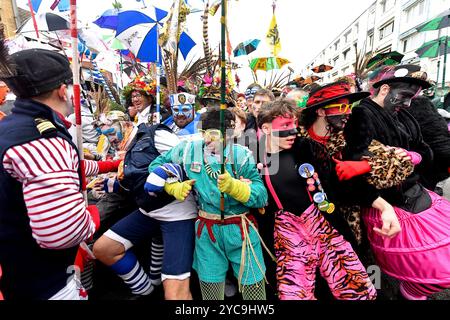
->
xmin=110 ymin=8 xmax=196 ymax=63
xmin=93 ymin=8 xmax=122 ymax=30
xmin=233 ymin=39 xmax=260 ymax=57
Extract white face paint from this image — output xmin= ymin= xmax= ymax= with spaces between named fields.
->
xmin=65 ymin=84 xmax=75 ymax=115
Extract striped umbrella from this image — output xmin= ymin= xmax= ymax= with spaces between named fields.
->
xmin=93 ymin=8 xmax=122 ymax=30
xmin=17 ymin=11 xmax=70 ymax=34
xmin=114 ymin=9 xmax=196 ymax=63
xmin=417 ymin=9 xmax=450 ymax=32
xmin=415 ymin=36 xmax=450 ymax=58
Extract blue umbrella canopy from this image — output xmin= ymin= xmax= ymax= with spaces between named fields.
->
xmin=233 ymin=39 xmax=260 ymax=57
xmin=93 ymin=8 xmax=122 ymax=30
xmin=98 ymin=8 xmax=196 ymax=63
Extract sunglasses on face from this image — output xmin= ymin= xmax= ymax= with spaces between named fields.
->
xmin=199 ymin=129 xmax=222 ymax=141
xmin=323 ymin=103 xmax=353 ymax=114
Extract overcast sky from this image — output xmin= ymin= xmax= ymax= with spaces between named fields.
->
xmin=20 ymin=0 xmax=377 ymax=87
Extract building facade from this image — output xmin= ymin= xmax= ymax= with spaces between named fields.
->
xmin=0 ymin=0 xmax=30 ymax=38
xmin=302 ymin=0 xmax=450 ymax=89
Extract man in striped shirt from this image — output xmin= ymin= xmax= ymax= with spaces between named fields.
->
xmin=0 ymin=46 xmax=114 ymax=299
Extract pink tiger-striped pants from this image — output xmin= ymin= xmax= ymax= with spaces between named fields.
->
xmin=274 ymin=205 xmax=377 ymax=300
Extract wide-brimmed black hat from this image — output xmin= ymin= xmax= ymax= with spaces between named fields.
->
xmin=306 ymin=81 xmax=370 ymax=110
xmin=369 ymin=64 xmax=431 ymax=89
xmin=1 ymin=48 xmax=72 ymax=98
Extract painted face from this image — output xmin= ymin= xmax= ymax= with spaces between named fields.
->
xmin=97 ymin=123 xmax=123 ymax=148
xmin=172 ymin=104 xmax=194 ymax=128
xmin=271 ymin=115 xmax=299 ymax=137
xmin=268 ymin=115 xmax=298 ymax=151
xmin=323 ymin=99 xmax=352 ymax=131
xmin=65 ymin=84 xmax=75 ymax=116
xmin=384 ymin=84 xmax=422 ymax=114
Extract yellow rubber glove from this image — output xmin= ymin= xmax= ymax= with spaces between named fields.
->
xmin=164 ymin=180 xmax=196 ymax=201
xmin=217 ymin=171 xmax=251 ymax=203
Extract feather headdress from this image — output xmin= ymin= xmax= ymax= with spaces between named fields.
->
xmin=0 ymin=37 xmax=17 ymax=81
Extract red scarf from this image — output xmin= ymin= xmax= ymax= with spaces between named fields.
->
xmin=307 ymin=128 xmax=330 ymax=146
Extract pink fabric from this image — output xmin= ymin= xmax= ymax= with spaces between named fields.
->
xmin=362 ymin=190 xmax=450 ymax=284
xmin=0 ymin=264 xmax=3 ymax=300
xmin=274 ymin=205 xmax=377 ymax=300
xmin=406 ymin=151 xmax=422 ymax=166
xmin=400 ymin=281 xmax=450 ymax=300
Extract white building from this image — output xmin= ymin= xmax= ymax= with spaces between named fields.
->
xmin=302 ymin=0 xmax=450 ymax=89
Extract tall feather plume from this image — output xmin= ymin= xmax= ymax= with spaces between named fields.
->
xmin=0 ymin=36 xmax=17 ymax=79
xmin=179 ymin=57 xmax=209 ymax=83
xmin=202 ymin=1 xmax=213 ymax=76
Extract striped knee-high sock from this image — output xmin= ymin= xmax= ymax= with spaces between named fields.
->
xmin=149 ymin=238 xmax=164 ymax=286
xmin=110 ymin=251 xmax=153 ymax=295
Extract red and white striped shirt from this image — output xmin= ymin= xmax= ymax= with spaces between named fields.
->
xmin=2 ymin=137 xmax=100 ymax=250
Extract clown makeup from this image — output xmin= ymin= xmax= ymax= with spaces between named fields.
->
xmin=98 ymin=123 xmax=123 ymax=148
xmin=64 ymin=84 xmax=75 ymax=116
xmin=384 ymin=84 xmax=422 ymax=114
xmin=323 ymin=99 xmax=352 ymax=132
xmin=172 ymin=104 xmax=194 ymax=129
xmin=172 ymin=104 xmax=194 ymax=119
xmin=271 ymin=115 xmax=299 ymax=138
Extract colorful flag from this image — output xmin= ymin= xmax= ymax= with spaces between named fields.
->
xmin=266 ymin=14 xmax=281 ymax=56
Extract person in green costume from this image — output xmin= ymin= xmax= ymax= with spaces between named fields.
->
xmin=147 ymin=107 xmax=271 ymax=300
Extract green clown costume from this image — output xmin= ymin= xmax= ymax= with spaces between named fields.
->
xmin=148 ymin=138 xmax=270 ymax=300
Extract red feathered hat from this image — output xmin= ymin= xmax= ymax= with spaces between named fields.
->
xmin=306 ymin=81 xmax=370 ymax=110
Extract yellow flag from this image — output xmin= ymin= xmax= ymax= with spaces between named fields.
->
xmin=266 ymin=14 xmax=281 ymax=56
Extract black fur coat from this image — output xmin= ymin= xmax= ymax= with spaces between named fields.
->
xmin=343 ymin=98 xmax=433 ymax=207
xmin=407 ymin=96 xmax=450 ymax=189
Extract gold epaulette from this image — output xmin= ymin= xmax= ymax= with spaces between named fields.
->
xmin=35 ymin=118 xmax=57 ymax=136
